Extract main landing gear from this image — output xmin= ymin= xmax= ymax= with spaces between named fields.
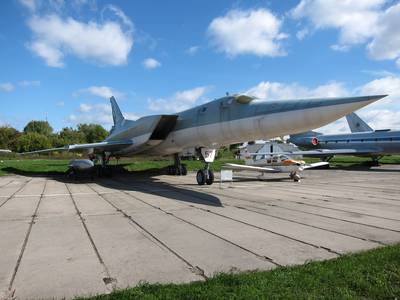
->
xmin=289 ymin=171 xmax=301 ymax=182
xmin=196 ymin=148 xmax=216 ymax=186
xmin=97 ymin=152 xmax=113 ymax=177
xmin=167 ymin=154 xmax=187 ymax=175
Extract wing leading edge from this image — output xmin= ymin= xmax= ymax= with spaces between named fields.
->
xmin=20 ymin=140 xmax=134 ymax=155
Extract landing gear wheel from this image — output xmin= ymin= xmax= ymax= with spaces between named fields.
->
xmin=289 ymin=171 xmax=295 ymax=179
xmin=206 ymin=170 xmax=214 ymax=185
xmin=196 ymin=170 xmax=206 ymax=185
xmin=293 ymin=173 xmax=301 ymax=182
xmin=180 ymin=164 xmax=187 ymax=176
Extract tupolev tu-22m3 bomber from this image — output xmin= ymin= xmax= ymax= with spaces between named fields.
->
xmin=21 ymin=93 xmax=386 ymax=185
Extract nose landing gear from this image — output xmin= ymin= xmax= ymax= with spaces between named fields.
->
xmin=196 ymin=164 xmax=214 ymax=185
xmin=196 ymin=148 xmax=216 ymax=185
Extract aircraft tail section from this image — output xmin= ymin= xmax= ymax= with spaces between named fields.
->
xmin=110 ymin=96 xmax=124 ymax=126
xmin=346 ymin=112 xmax=373 ymax=132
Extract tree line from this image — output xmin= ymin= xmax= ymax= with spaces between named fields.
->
xmin=0 ymin=121 xmax=108 ymax=152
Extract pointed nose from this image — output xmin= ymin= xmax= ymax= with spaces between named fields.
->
xmin=257 ymin=94 xmax=387 ymax=138
xmin=291 ymin=94 xmax=387 ymax=133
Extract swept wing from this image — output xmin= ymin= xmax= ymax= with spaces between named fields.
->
xmin=20 ymin=140 xmax=134 ymax=155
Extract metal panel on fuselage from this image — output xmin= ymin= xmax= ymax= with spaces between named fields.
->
xmin=309 ymin=131 xmax=400 ymax=154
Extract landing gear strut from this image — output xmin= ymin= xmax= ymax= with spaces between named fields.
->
xmin=196 ymin=163 xmax=214 ymax=185
xmin=167 ymin=154 xmax=187 ymax=175
xmin=196 ymin=148 xmax=216 ymax=185
xmin=370 ymin=156 xmax=382 ymax=166
xmin=97 ymin=152 xmax=112 ymax=177
xmin=289 ymin=171 xmax=301 ymax=182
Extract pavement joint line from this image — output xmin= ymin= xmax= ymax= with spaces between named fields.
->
xmin=0 ymin=179 xmax=15 ymax=188
xmin=8 ymin=179 xmax=47 ymax=293
xmin=231 ymin=205 xmax=386 ymax=246
xmin=161 ymin=182 xmax=388 ymax=246
xmin=160 ymin=182 xmax=387 ymax=245
xmin=310 ymin=181 xmax=400 ymax=194
xmin=179 ymin=184 xmax=400 ymax=233
xmin=65 ymin=183 xmax=117 ymax=293
xmin=120 ymin=179 xmax=379 ymax=254
xmin=248 ymin=182 xmax=400 ymax=205
xmin=130 ymin=193 xmax=281 ymax=267
xmin=108 ymin=179 xmax=290 ymax=266
xmin=176 ymin=182 xmax=400 ymax=223
xmin=264 ymin=184 xmax=400 ymax=204
xmin=86 ymin=182 xmax=209 ymax=281
xmin=0 ymin=178 xmax=33 ymax=209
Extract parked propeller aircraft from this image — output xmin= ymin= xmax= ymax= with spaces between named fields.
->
xmin=21 ymin=94 xmax=386 ymax=184
xmin=287 ymin=111 xmax=400 ymax=163
xmin=224 ymin=153 xmax=328 ymax=182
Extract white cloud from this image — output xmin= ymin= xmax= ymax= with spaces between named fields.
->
xmin=0 ymin=83 xmax=15 ymax=92
xmin=291 ymin=0 xmax=400 ymax=66
xmin=68 ymin=102 xmax=138 ymax=128
xmin=291 ymin=0 xmax=384 ymax=45
xmin=207 ymin=8 xmax=287 ymax=57
xmin=142 ymin=58 xmax=161 ymax=70
xmin=79 ymin=103 xmax=92 ymax=112
xmin=19 ymin=0 xmax=37 ymax=12
xmin=357 ymin=76 xmax=400 ymax=104
xmin=56 ymin=101 xmax=64 ymax=106
xmin=18 ymin=80 xmax=40 ymax=87
xmin=148 ymin=86 xmax=209 ymax=113
xmin=330 ymin=44 xmax=350 ymax=52
xmin=186 ymin=46 xmax=199 ymax=55
xmin=296 ymin=28 xmax=309 ymax=40
xmin=29 ymin=40 xmax=64 ymax=67
xmin=75 ymin=86 xmax=123 ymax=99
xmin=367 ymin=3 xmax=400 ymax=62
xmin=25 ymin=9 xmax=133 ymax=67
xmin=245 ymin=81 xmax=349 ymax=100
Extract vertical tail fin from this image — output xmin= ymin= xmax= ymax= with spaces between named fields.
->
xmin=110 ymin=96 xmax=124 ymax=126
xmin=345 ymin=112 xmax=373 ymax=133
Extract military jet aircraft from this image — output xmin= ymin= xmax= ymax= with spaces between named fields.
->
xmin=287 ymin=111 xmax=400 ymax=163
xmin=21 ymin=94 xmax=386 ymax=184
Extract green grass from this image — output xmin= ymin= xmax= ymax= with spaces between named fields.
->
xmin=1 ymin=155 xmax=399 ymax=177
xmin=76 ymin=244 xmax=400 ymax=300
xmin=0 ymin=157 xmax=242 ymax=176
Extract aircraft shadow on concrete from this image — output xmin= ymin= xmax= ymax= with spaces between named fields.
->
xmin=329 ymin=163 xmax=400 ymax=172
xmin=3 ymin=166 xmax=223 ymax=207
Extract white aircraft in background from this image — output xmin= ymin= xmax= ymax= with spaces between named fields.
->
xmin=0 ymin=150 xmax=11 ymax=154
xmin=224 ymin=144 xmax=328 ymax=181
xmin=225 ymin=154 xmax=328 ymax=182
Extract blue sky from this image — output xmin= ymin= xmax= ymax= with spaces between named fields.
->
xmin=1 ymin=0 xmax=400 ymax=134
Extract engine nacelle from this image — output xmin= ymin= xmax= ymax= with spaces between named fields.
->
xmin=69 ymin=159 xmax=95 ymax=171
xmin=311 ymin=137 xmax=319 ymax=146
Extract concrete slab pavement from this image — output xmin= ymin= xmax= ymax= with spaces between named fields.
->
xmin=0 ymin=165 xmax=399 ymax=299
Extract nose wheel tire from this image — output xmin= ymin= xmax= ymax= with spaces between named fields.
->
xmin=196 ymin=170 xmax=206 ymax=185
xmin=206 ymin=170 xmax=214 ymax=185
xmin=196 ymin=169 xmax=214 ymax=185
